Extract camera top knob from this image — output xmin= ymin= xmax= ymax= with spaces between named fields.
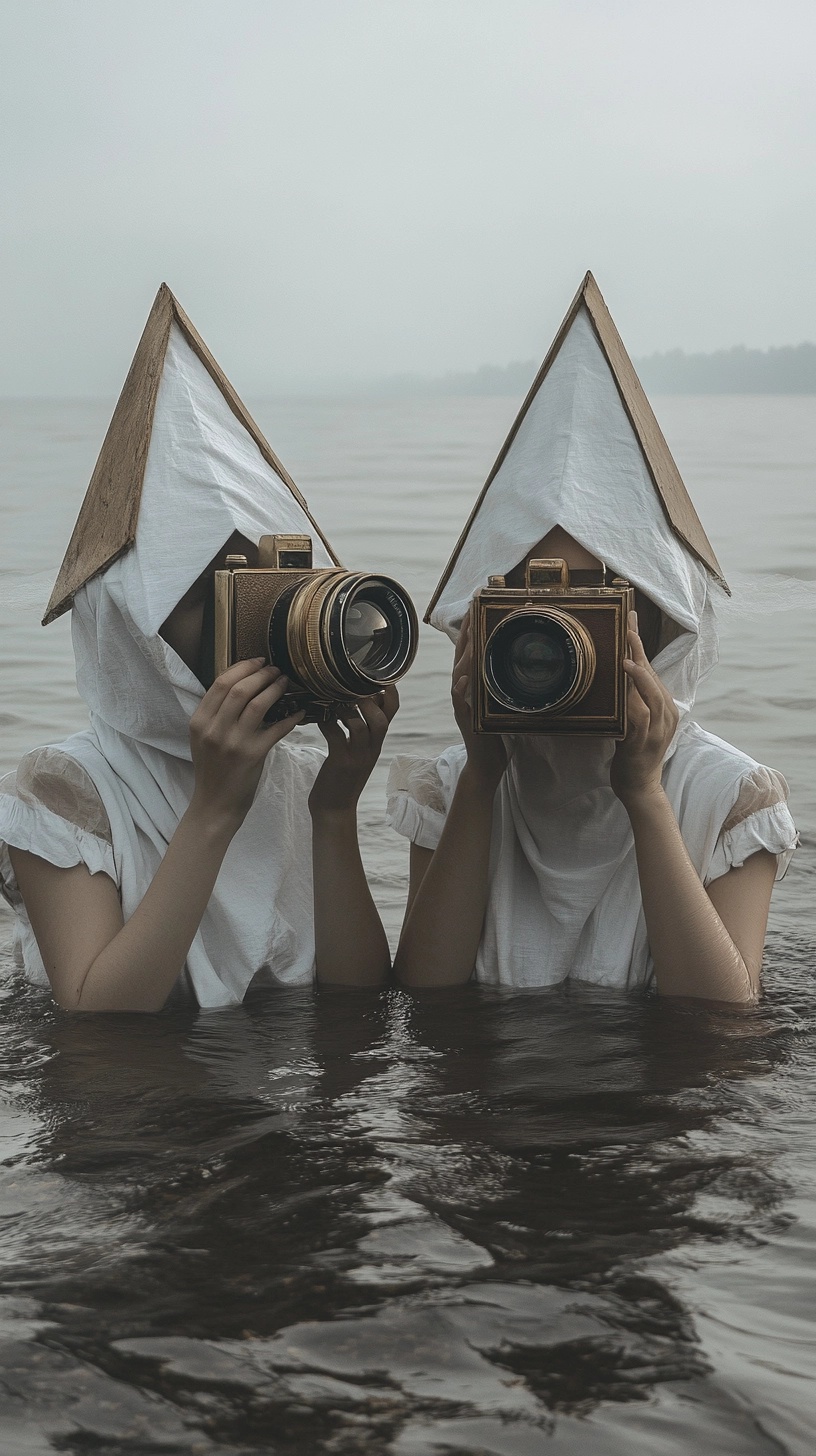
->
xmin=487 ymin=574 xmax=506 ymax=588
xmin=225 ymin=555 xmax=249 ymax=568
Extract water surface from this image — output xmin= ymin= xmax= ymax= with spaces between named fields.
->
xmin=0 ymin=393 xmax=814 ymax=1453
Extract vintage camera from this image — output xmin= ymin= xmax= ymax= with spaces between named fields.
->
xmin=212 ymin=535 xmax=418 ymax=722
xmin=471 ymin=558 xmax=635 ymax=736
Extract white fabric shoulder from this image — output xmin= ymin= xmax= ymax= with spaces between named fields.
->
xmin=709 ymin=761 xmax=797 ymax=883
xmin=0 ymin=748 xmax=118 ymax=989
xmin=0 ymin=747 xmax=115 ymax=878
xmin=14 ymin=747 xmax=112 ymax=840
xmin=386 ymin=747 xmax=466 ymax=851
xmin=388 ymin=731 xmax=798 ymax=884
xmin=665 ymin=724 xmax=797 ymax=884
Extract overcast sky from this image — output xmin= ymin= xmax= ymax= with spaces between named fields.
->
xmin=2 ymin=0 xmax=814 ymax=395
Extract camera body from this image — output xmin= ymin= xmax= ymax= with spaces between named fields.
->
xmin=213 ymin=534 xmax=418 ymax=723
xmin=471 ymin=558 xmax=635 ymax=736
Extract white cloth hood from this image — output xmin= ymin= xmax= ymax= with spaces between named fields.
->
xmin=52 ymin=316 xmax=333 ymax=1004
xmin=73 ymin=321 xmax=334 ymax=754
xmin=392 ymin=279 xmax=782 ymax=990
xmin=430 ymin=303 xmax=724 ymax=717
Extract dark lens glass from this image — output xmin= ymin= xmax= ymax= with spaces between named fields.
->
xmin=507 ymin=629 xmax=567 ymax=696
xmin=486 ymin=614 xmax=577 ymax=711
xmin=344 ymin=596 xmax=395 ymax=674
xmin=333 ymin=580 xmax=414 ymax=687
xmin=268 ymin=573 xmax=417 ymax=699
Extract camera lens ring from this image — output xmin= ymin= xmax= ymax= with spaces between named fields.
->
xmin=484 ymin=608 xmax=596 ymax=715
xmin=330 ymin=575 xmax=417 ymax=690
xmin=268 ymin=570 xmax=418 ymax=700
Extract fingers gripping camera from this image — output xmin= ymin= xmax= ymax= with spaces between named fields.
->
xmin=472 ymin=558 xmax=635 ymax=736
xmin=213 ymin=535 xmax=418 ymax=723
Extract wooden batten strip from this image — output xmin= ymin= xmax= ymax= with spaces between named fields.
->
xmin=44 ymin=285 xmax=342 ymax=625
xmin=581 ymin=274 xmax=727 ymax=590
xmin=424 ymin=272 xmax=727 ymax=624
xmin=43 ymin=285 xmax=174 ymax=624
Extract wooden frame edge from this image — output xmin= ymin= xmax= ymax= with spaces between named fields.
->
xmin=42 ymin=283 xmax=175 ymax=625
xmin=42 ymin=283 xmax=344 ymax=626
xmin=424 ymin=270 xmax=729 ymax=624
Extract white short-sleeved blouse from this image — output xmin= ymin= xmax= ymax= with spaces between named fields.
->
xmin=1 ymin=739 xmax=325 ymax=1002
xmin=386 ymin=734 xmax=798 ymax=989
xmin=388 ymin=753 xmax=797 ymax=881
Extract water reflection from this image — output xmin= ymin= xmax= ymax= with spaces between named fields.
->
xmin=0 ymin=967 xmax=804 ymax=1453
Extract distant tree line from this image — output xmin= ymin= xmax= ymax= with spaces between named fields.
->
xmin=378 ymin=342 xmax=816 ymax=396
xmin=637 ymin=343 xmax=816 ymax=394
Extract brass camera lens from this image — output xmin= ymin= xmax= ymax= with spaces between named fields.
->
xmin=484 ymin=608 xmax=596 ymax=714
xmin=335 ymin=580 xmax=412 ymax=681
xmin=268 ymin=571 xmax=417 ymax=699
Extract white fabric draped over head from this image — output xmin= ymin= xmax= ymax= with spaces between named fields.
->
xmin=388 ymin=302 xmax=796 ymax=988
xmin=430 ymin=304 xmax=722 ymax=718
xmin=74 ymin=322 xmax=334 ymax=755
xmin=10 ymin=323 xmax=332 ymax=1004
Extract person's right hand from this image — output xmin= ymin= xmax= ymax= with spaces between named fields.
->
xmin=452 ymin=608 xmax=507 ymax=787
xmin=189 ymin=659 xmax=304 ymax=830
xmin=309 ymin=684 xmax=400 ymax=821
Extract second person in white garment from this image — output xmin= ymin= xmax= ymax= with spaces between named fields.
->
xmin=388 ymin=281 xmax=797 ymax=1002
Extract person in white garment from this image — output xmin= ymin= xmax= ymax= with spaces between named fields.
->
xmin=0 ymin=288 xmax=398 ymax=1011
xmin=388 ymin=277 xmax=797 ymax=1001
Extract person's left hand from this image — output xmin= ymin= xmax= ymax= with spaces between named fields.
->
xmin=308 ymin=685 xmax=399 ymax=820
xmin=610 ymin=612 xmax=679 ymax=810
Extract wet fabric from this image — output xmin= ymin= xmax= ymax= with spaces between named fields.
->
xmin=0 ymin=322 xmax=331 ymax=1004
xmin=388 ymin=303 xmax=797 ymax=988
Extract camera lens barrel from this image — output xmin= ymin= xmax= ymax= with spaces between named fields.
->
xmin=484 ymin=607 xmax=596 ymax=714
xmin=268 ymin=570 xmax=418 ymax=700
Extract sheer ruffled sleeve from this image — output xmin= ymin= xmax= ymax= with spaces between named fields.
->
xmin=0 ymin=748 xmax=117 ymax=987
xmin=707 ymin=765 xmax=798 ymax=884
xmin=1 ymin=748 xmax=114 ymax=868
xmin=386 ymin=752 xmax=460 ymax=851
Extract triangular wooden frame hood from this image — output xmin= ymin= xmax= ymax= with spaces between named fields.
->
xmin=43 ymin=284 xmax=340 ymax=625
xmin=425 ymin=271 xmax=727 ymax=624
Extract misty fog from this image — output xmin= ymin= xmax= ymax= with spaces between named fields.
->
xmin=1 ymin=0 xmax=814 ymax=396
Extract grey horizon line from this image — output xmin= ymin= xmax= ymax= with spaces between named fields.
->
xmin=3 ymin=340 xmax=816 ymax=403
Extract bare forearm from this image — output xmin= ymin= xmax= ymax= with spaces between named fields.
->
xmin=78 ymin=802 xmax=236 ymax=1011
xmin=311 ymin=809 xmax=390 ymax=987
xmin=395 ymin=765 xmax=498 ymax=987
xmin=627 ymin=787 xmax=755 ymax=1002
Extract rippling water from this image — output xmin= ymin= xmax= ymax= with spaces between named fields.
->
xmin=1 ymin=393 xmax=815 ymax=1453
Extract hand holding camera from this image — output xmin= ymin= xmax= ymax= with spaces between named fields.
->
xmin=192 ymin=532 xmax=418 ymax=830
xmin=189 ymin=659 xmax=305 ymax=832
xmin=452 ymin=609 xmax=508 ymax=787
xmin=308 ymin=685 xmax=400 ymax=821
xmin=469 ymin=556 xmax=634 ymax=737
xmin=610 ymin=613 xmax=680 ymax=810
xmin=211 ymin=534 xmax=417 ymax=723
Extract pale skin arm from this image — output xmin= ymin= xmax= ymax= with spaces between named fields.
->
xmin=10 ymin=659 xmax=305 ymax=1013
xmin=611 ymin=614 xmax=776 ymax=1003
xmin=393 ymin=612 xmax=506 ymax=987
xmin=12 ymin=668 xmax=399 ymax=1009
xmin=12 ymin=515 xmax=398 ymax=1012
xmin=396 ymin=611 xmax=777 ymax=1003
xmin=309 ymin=687 xmax=398 ymax=988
